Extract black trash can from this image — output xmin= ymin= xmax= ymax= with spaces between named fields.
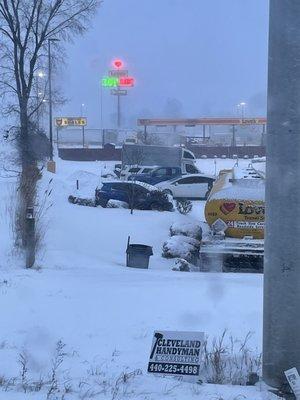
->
xmin=126 ymin=244 xmax=153 ymax=269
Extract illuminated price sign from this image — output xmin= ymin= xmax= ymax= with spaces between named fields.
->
xmin=119 ymin=77 xmax=135 ymax=87
xmin=102 ymin=76 xmax=119 ymax=88
xmin=102 ymin=76 xmax=135 ymax=88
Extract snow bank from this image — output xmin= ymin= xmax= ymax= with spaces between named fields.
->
xmin=170 ymin=221 xmax=203 ymax=241
xmin=0 ymin=158 xmax=268 ymax=400
xmin=172 ymin=258 xmax=200 ymax=272
xmin=162 ymin=235 xmax=200 ymax=263
xmin=107 ymin=199 xmax=129 ymax=208
xmin=67 ymin=170 xmax=101 ymax=197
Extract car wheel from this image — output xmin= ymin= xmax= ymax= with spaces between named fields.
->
xmin=98 ymin=199 xmax=108 ymax=208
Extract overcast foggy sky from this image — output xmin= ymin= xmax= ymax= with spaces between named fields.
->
xmin=57 ymin=0 xmax=269 ymax=129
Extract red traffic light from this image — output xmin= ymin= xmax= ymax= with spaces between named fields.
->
xmin=113 ymin=59 xmax=123 ymax=69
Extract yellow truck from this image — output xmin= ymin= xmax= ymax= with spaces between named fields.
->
xmin=200 ymin=163 xmax=265 ymax=272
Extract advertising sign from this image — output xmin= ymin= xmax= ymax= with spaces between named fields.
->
xmin=111 ymin=89 xmax=127 ymax=96
xmin=240 ymin=118 xmax=262 ymax=124
xmin=55 ymin=117 xmax=87 ymax=127
xmin=109 ymin=69 xmax=128 ymax=77
xmin=205 ymin=199 xmax=265 ymax=239
xmin=285 ymin=368 xmax=300 ymax=399
xmin=148 ymin=331 xmax=204 ymax=377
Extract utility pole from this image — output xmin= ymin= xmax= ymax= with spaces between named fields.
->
xmin=263 ymin=0 xmax=300 ymax=389
xmin=117 ymin=90 xmax=121 ymax=128
xmin=48 ymin=38 xmax=59 ymax=167
xmin=48 ymin=39 xmax=53 ymax=160
xmin=231 ymin=125 xmax=236 ymax=147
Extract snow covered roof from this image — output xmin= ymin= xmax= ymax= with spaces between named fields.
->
xmin=210 ymin=182 xmax=265 ymax=201
xmin=103 ymin=180 xmax=159 ymax=192
xmin=209 ymin=165 xmax=265 ymax=202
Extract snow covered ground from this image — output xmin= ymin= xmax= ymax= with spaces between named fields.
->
xmin=0 ymin=156 xmax=275 ymax=399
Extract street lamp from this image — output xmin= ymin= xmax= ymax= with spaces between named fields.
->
xmin=80 ymin=103 xmax=85 ymax=116
xmin=37 ymin=70 xmax=46 ymax=78
xmin=237 ymin=102 xmax=247 ymax=118
xmin=48 ymin=38 xmax=59 ymax=162
xmin=35 ymin=70 xmax=46 ymax=130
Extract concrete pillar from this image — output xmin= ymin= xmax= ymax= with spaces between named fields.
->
xmin=263 ymin=0 xmax=300 ymax=388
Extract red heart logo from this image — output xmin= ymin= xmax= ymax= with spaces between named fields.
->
xmin=113 ymin=60 xmax=122 ymax=69
xmin=220 ymin=202 xmax=236 ymax=215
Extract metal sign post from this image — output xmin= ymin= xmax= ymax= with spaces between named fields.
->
xmin=117 ymin=90 xmax=121 ymax=128
xmin=82 ymin=125 xmax=85 ymax=148
xmin=110 ymin=88 xmax=128 ymax=128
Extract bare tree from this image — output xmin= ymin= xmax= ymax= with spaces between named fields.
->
xmin=122 ymin=145 xmax=145 ymax=215
xmin=0 ymin=0 xmax=100 ymax=266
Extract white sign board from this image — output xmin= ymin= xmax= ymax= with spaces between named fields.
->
xmin=109 ymin=69 xmax=128 ymax=77
xmin=111 ymin=89 xmax=128 ymax=96
xmin=285 ymin=368 xmax=300 ymax=399
xmin=148 ymin=331 xmax=204 ymax=377
xmin=55 ymin=117 xmax=87 ymax=127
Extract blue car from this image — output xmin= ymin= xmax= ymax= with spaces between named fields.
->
xmin=95 ymin=181 xmax=173 ymax=211
xmin=128 ymin=166 xmax=182 ymax=185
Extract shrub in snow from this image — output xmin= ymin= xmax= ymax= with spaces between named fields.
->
xmin=172 ymin=258 xmax=193 ymax=272
xmin=176 ymin=199 xmax=193 ymax=214
xmin=201 ymin=330 xmax=262 ymax=386
xmin=172 ymin=258 xmax=200 ymax=272
xmin=68 ymin=195 xmax=95 ymax=207
xmin=162 ymin=235 xmax=200 ymax=264
xmin=106 ymin=199 xmax=129 ymax=209
xmin=170 ymin=221 xmax=203 ymax=241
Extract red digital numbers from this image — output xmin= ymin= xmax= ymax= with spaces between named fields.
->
xmin=119 ymin=77 xmax=135 ymax=87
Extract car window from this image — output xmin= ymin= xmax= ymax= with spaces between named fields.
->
xmin=128 ymin=167 xmax=141 ymax=173
xmin=175 ymin=177 xmax=195 ymax=185
xmin=133 ymin=184 xmax=148 ymax=196
xmin=186 ymin=164 xmax=198 ymax=174
xmin=171 ymin=168 xmax=179 ymax=175
xmin=174 ymin=176 xmax=211 ymax=185
xmin=183 ymin=150 xmax=194 ymax=159
xmin=165 ymin=168 xmax=174 ymax=176
xmin=188 ymin=176 xmax=211 ymax=184
xmin=101 ymin=183 xmax=112 ymax=191
xmin=110 ymin=183 xmax=126 ymax=191
xmin=154 ymin=168 xmax=168 ymax=177
xmin=142 ymin=168 xmax=152 ymax=173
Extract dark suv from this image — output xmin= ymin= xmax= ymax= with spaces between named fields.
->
xmin=95 ymin=181 xmax=173 ymax=211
